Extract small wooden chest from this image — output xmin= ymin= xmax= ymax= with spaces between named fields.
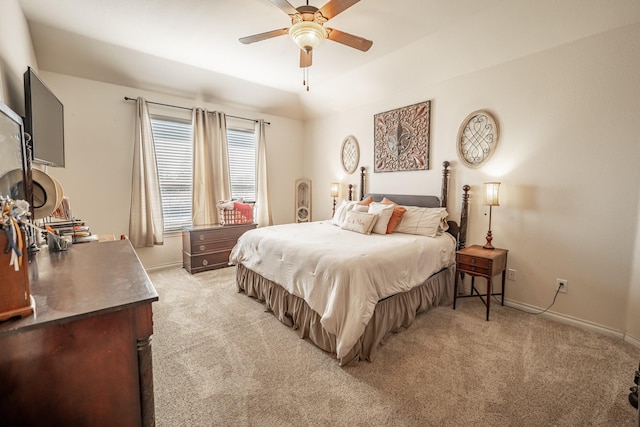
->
xmin=182 ymin=223 xmax=256 ymax=274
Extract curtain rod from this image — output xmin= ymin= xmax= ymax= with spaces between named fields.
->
xmin=123 ymin=96 xmax=270 ymax=125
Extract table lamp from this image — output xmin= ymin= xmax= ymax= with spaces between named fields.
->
xmin=483 ymin=182 xmax=500 ymax=249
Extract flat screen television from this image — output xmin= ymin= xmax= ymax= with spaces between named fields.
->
xmin=24 ymin=67 xmax=65 ymax=167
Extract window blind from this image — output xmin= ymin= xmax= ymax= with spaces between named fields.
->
xmin=150 ymin=116 xmax=193 ymax=232
xmin=227 ymin=128 xmax=256 ymax=203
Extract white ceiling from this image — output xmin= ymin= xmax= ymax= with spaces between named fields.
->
xmin=18 ymin=0 xmax=502 ymax=119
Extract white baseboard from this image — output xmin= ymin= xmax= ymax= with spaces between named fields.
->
xmin=146 ymin=261 xmax=183 ymax=272
xmin=503 ymin=299 xmax=640 ymax=349
xmin=456 ymin=284 xmax=638 ymax=349
xmin=624 ymin=333 xmax=640 ymax=349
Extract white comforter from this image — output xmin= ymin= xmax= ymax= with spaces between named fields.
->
xmin=230 ymin=221 xmax=456 ymax=359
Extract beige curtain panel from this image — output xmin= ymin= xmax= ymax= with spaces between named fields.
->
xmin=129 ymin=97 xmax=164 ymax=247
xmin=255 ymin=119 xmax=272 ymax=227
xmin=192 ymin=108 xmax=231 ymax=226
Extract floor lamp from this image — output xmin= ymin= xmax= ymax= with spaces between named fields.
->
xmin=483 ymin=182 xmax=500 ymax=249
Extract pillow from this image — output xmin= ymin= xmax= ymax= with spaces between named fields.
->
xmin=331 ymin=200 xmax=356 ymax=227
xmin=394 ymin=207 xmax=449 ymax=237
xmin=367 ymin=202 xmax=395 ymax=235
xmin=352 ymin=204 xmax=369 ymax=213
xmin=381 ymin=197 xmax=408 ymax=234
xmin=357 ymin=195 xmax=373 ymax=206
xmin=341 ymin=211 xmax=378 ymax=235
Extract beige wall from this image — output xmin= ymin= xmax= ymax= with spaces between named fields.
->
xmin=304 ymin=21 xmax=640 ymax=342
xmin=38 ymin=72 xmax=304 ymax=268
xmin=0 ymin=0 xmax=38 ymax=112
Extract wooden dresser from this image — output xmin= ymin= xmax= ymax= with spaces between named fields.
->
xmin=182 ymin=223 xmax=256 ymax=274
xmin=0 ymin=239 xmax=158 ymax=427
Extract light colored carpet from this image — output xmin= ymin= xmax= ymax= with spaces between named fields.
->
xmin=148 ymin=266 xmax=639 ymax=427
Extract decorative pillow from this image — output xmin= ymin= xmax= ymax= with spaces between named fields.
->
xmin=357 ymin=195 xmax=373 ymax=206
xmin=341 ymin=211 xmax=378 ymax=235
xmin=381 ymin=197 xmax=408 ymax=234
xmin=367 ymin=202 xmax=395 ymax=235
xmin=352 ymin=204 xmax=369 ymax=213
xmin=394 ymin=206 xmax=449 ymax=237
xmin=332 ymin=200 xmax=357 ymax=227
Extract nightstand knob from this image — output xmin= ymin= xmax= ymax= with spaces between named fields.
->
xmin=198 ymin=234 xmax=205 ymax=241
xmin=199 ymin=245 xmax=206 ymax=251
xmin=202 ymin=259 xmax=209 ymax=266
xmin=471 ymin=259 xmax=476 ymax=264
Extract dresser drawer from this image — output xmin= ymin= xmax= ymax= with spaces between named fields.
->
xmin=190 ymin=238 xmax=238 ymax=255
xmin=190 ymin=251 xmax=232 ymax=271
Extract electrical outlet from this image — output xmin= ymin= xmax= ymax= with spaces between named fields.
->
xmin=507 ymin=269 xmax=517 ymax=281
xmin=556 ymin=279 xmax=568 ymax=294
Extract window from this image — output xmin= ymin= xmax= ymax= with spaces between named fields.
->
xmin=150 ymin=116 xmax=193 ymax=232
xmin=151 ymin=116 xmax=256 ymax=233
xmin=227 ymin=128 xmax=256 ymax=202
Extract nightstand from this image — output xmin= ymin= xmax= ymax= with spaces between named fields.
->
xmin=453 ymin=245 xmax=508 ymax=320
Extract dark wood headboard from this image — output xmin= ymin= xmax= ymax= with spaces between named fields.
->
xmin=349 ymin=161 xmax=470 ymax=250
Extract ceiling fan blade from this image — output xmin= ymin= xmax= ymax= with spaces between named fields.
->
xmin=239 ymin=28 xmax=289 ymax=44
xmin=300 ymin=49 xmax=313 ymax=68
xmin=270 ymin=0 xmax=299 ymax=16
xmin=326 ymin=28 xmax=372 ymax=52
xmin=319 ymin=0 xmax=360 ymax=20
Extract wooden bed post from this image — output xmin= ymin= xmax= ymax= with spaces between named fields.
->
xmin=348 ymin=184 xmax=353 ymax=201
xmin=458 ymin=185 xmax=470 ymax=250
xmin=441 ymin=161 xmax=450 ymax=208
xmin=359 ymin=166 xmax=366 ymax=201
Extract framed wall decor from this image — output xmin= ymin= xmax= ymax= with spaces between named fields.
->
xmin=374 ymin=101 xmax=430 ymax=172
xmin=457 ymin=110 xmax=499 ymax=168
xmin=340 ymin=135 xmax=360 ymax=174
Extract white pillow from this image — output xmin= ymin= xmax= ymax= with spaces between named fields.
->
xmin=367 ymin=202 xmax=395 ymax=235
xmin=395 ymin=207 xmax=449 ymax=237
xmin=341 ymin=211 xmax=378 ymax=235
xmin=332 ymin=200 xmax=357 ymax=226
xmin=352 ymin=204 xmax=369 ymax=213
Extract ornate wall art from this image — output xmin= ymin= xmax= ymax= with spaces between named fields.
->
xmin=373 ymin=101 xmax=430 ymax=173
xmin=457 ymin=110 xmax=499 ymax=168
xmin=340 ymin=135 xmax=359 ymax=174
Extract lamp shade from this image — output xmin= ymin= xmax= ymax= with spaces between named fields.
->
xmin=289 ymin=21 xmax=326 ymax=52
xmin=330 ymin=182 xmax=340 ymax=198
xmin=484 ymin=182 xmax=500 ymax=206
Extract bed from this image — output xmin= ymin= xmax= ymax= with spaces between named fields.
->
xmin=230 ymin=162 xmax=470 ymax=366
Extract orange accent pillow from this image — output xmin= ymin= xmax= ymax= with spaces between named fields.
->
xmin=357 ymin=195 xmax=373 ymax=206
xmin=381 ymin=197 xmax=407 ymax=234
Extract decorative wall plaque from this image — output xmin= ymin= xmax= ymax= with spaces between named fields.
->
xmin=457 ymin=110 xmax=499 ymax=168
xmin=374 ymin=101 xmax=430 ymax=172
xmin=340 ymin=135 xmax=359 ymax=175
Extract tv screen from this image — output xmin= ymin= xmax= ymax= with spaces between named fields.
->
xmin=24 ymin=67 xmax=65 ymax=167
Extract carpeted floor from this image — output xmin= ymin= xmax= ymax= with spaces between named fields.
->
xmin=148 ymin=265 xmax=640 ymax=427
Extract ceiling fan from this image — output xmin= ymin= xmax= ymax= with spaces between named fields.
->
xmin=239 ymin=0 xmax=373 ymax=90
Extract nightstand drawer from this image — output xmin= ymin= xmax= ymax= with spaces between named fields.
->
xmin=457 ymin=254 xmax=492 ymax=268
xmin=457 ymin=263 xmax=491 ymax=276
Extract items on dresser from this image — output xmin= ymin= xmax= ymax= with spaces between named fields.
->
xmin=182 ymin=223 xmax=256 ymax=274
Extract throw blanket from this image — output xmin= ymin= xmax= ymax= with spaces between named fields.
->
xmin=230 ymin=221 xmax=456 ymax=358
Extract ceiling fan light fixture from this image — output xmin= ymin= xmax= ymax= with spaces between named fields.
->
xmin=289 ymin=21 xmax=326 ymax=52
